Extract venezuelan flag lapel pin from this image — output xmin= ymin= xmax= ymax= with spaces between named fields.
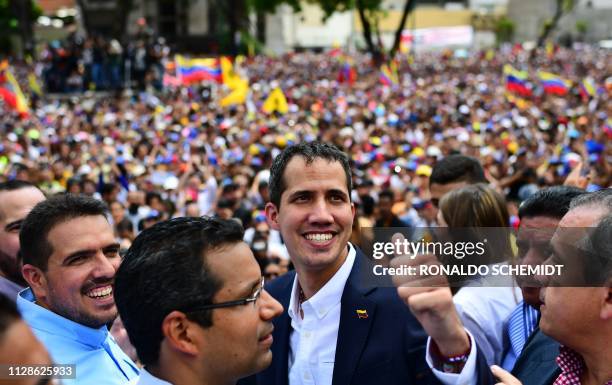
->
xmin=356 ymin=309 xmax=368 ymax=319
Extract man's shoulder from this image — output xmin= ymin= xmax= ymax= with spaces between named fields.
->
xmin=512 ymin=330 xmax=560 ymax=384
xmin=265 ymin=270 xmax=295 ymax=297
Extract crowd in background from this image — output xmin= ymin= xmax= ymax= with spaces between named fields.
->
xmin=1 ymin=44 xmax=610 ymax=276
xmin=31 ymin=22 xmax=169 ymax=93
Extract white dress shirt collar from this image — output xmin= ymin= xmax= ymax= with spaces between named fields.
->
xmin=288 ymin=243 xmax=356 ymax=322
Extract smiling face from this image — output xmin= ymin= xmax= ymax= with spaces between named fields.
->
xmin=265 ymin=157 xmax=355 ymax=277
xmin=24 ymin=215 xmax=121 ymax=328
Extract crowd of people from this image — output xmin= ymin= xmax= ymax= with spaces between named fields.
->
xmin=0 ymin=41 xmax=610 ymax=385
xmin=33 ymin=22 xmax=168 ymax=93
xmin=2 ymin=45 xmax=610 ymax=272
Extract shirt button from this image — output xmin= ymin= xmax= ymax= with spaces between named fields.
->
xmin=303 ymin=372 xmax=311 ymax=381
xmin=304 ymin=331 xmax=311 ymax=338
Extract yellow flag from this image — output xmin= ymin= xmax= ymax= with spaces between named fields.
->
xmin=28 ymin=73 xmax=42 ymax=96
xmin=262 ymin=87 xmax=288 ymax=114
xmin=219 ymin=57 xmax=249 ymax=106
xmin=220 ymin=79 xmax=249 ymax=107
xmin=221 ymin=56 xmax=242 ymax=90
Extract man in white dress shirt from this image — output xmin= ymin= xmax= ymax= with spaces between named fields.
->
xmin=238 ymin=142 xmax=496 ymax=385
xmin=115 ymin=216 xmax=283 ymax=385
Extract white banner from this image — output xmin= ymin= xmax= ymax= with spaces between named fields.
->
xmin=401 ymin=26 xmax=474 ymax=50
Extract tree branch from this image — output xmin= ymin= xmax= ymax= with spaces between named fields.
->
xmin=390 ymin=0 xmax=416 ymax=58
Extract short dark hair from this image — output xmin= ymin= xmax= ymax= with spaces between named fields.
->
xmin=115 ymin=218 xmax=133 ymax=233
xmin=569 ymin=188 xmax=612 ymax=211
xmin=268 ymin=142 xmax=352 ymax=207
xmin=518 ymin=186 xmax=586 ymax=220
xmin=100 ymin=183 xmax=117 ymax=196
xmin=114 ymin=217 xmax=244 ymax=367
xmin=378 ymin=190 xmax=394 ymax=201
xmin=0 ymin=180 xmax=42 ymax=220
xmin=19 ymin=194 xmax=109 ymax=271
xmin=145 ymin=192 xmax=162 ymax=207
xmin=429 ymin=155 xmax=487 ymax=186
xmin=0 ymin=294 xmax=20 ymax=341
xmin=583 ymin=214 xmax=612 ymax=285
xmin=0 ymin=180 xmax=38 ymax=193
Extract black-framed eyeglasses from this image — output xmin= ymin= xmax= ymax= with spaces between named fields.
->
xmin=182 ymin=277 xmax=265 ymax=312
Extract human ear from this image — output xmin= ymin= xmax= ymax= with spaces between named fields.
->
xmin=265 ymin=202 xmax=280 ymax=231
xmin=22 ymin=264 xmax=48 ymax=300
xmin=162 ymin=311 xmax=199 ymax=356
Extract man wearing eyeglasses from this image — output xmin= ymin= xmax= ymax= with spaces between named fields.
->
xmin=114 ymin=216 xmax=283 ymax=385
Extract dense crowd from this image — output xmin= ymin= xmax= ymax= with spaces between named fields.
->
xmin=1 ymin=45 xmax=610 ymax=275
xmin=0 ymin=41 xmax=611 ymax=385
xmin=34 ymin=25 xmax=168 ymax=93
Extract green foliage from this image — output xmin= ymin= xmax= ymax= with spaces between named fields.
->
xmin=248 ymin=0 xmax=383 ymax=19
xmin=575 ymin=19 xmax=588 ymax=34
xmin=248 ymin=0 xmax=302 ymax=13
xmin=561 ymin=0 xmax=575 ymax=12
xmin=494 ymin=16 xmax=515 ymax=44
xmin=307 ymin=0 xmax=384 ymax=18
xmin=0 ymin=0 xmax=41 ymax=32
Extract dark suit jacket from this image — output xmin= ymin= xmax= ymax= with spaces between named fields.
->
xmin=239 ymin=249 xmax=494 ymax=385
xmin=511 ymin=329 xmax=560 ymax=385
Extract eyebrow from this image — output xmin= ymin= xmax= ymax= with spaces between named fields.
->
xmin=62 ymin=243 xmax=121 ymax=264
xmin=238 ymin=277 xmax=262 ymax=297
xmin=287 ymin=189 xmax=349 ymax=200
xmin=327 ymin=189 xmax=349 ymax=198
xmin=4 ymin=219 xmax=24 ymax=232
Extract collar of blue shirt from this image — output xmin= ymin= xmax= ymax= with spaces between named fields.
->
xmin=130 ymin=369 xmax=173 ymax=385
xmin=17 ymin=287 xmax=111 ymax=348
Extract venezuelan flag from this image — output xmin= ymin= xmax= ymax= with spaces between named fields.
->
xmin=175 ymin=55 xmax=221 ymax=85
xmin=337 ymin=57 xmax=356 ymax=85
xmin=538 ymin=71 xmax=571 ymax=96
xmin=380 ymin=63 xmax=398 ymax=86
xmin=0 ymin=61 xmax=29 ymax=117
xmin=503 ymin=64 xmax=531 ymax=97
xmin=579 ymin=77 xmax=596 ymax=101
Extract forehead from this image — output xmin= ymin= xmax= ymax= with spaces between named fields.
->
xmin=0 ymin=188 xmax=45 ymax=223
xmin=518 ymin=216 xmax=559 ymax=241
xmin=429 ymin=181 xmax=467 ymax=199
xmin=551 ymin=207 xmax=603 ymax=247
xmin=281 ymin=157 xmax=348 ymax=195
xmin=205 ymin=242 xmax=261 ymax=289
xmin=558 ymin=206 xmax=603 ymax=228
xmin=47 ymin=215 xmax=115 ymax=259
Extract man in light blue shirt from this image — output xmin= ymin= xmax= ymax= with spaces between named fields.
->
xmin=17 ymin=194 xmax=139 ymax=385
